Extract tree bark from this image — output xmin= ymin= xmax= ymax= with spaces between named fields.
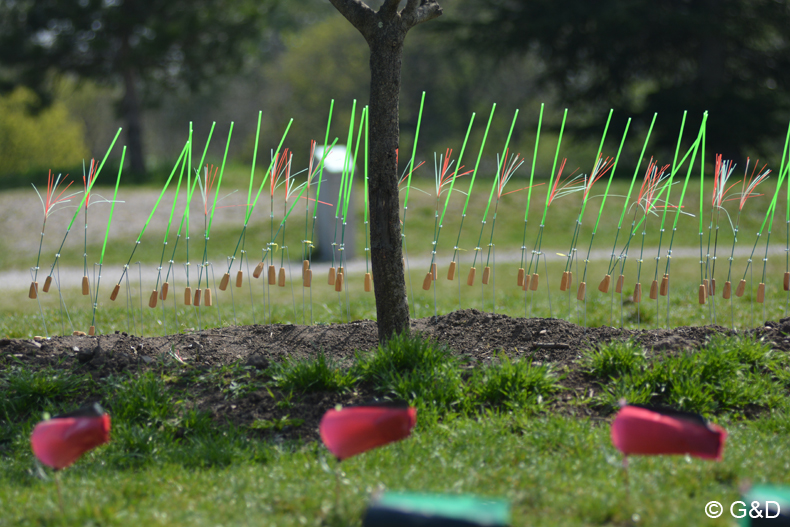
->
xmin=367 ymin=21 xmax=410 ymax=343
xmin=121 ymin=66 xmax=146 ymax=175
xmin=328 ymin=0 xmax=442 ymax=342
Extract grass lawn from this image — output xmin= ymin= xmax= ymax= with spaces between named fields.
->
xmin=2 ymin=333 xmax=790 ymax=526
xmin=5 ymin=252 xmax=790 ymax=339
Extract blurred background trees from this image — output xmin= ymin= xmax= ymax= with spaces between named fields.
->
xmin=0 ymin=0 xmax=284 ymax=175
xmin=1 ymin=0 xmax=789 ymax=184
xmin=445 ymin=0 xmax=790 ymax=159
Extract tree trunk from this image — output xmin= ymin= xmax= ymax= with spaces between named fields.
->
xmin=121 ymin=67 xmax=146 ymax=175
xmin=367 ymin=28 xmax=410 ymax=342
xmin=327 ymin=0 xmax=442 ymax=342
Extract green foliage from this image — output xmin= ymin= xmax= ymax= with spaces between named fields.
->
xmin=449 ymin=0 xmax=790 ymax=157
xmin=106 ymin=372 xmax=176 ymax=426
xmin=0 ymin=364 xmax=93 ymax=422
xmin=584 ymin=336 xmax=789 ymax=415
xmin=581 ymin=339 xmax=646 ymax=379
xmin=248 ymin=416 xmax=305 ymax=431
xmin=353 ymin=333 xmax=466 ymax=410
xmin=0 ymin=87 xmax=88 ymax=183
xmin=271 ymin=352 xmax=356 ymax=393
xmin=471 ymin=353 xmax=560 ymax=410
xmin=6 ymin=410 xmax=790 ymax=526
xmin=0 ymin=0 xmax=285 ymax=173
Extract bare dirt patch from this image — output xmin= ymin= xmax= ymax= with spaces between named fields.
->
xmin=3 ymin=310 xmax=788 ymax=442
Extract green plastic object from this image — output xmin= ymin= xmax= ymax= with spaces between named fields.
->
xmin=363 ymin=491 xmax=510 ymax=527
xmin=739 ymin=485 xmax=790 ymax=525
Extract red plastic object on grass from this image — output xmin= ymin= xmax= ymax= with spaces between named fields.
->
xmin=320 ymin=401 xmax=417 ymax=461
xmin=31 ymin=403 xmax=111 ymax=470
xmin=611 ymin=404 xmax=726 ymax=460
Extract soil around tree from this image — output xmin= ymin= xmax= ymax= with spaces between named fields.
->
xmin=3 ymin=309 xmax=789 ymax=443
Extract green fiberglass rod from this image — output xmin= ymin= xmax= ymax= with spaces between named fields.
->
xmin=363 ymin=106 xmax=370 ymax=273
xmin=308 ymin=100 xmax=335 ymax=265
xmin=650 ymin=111 xmax=687 ymax=281
xmin=400 ymin=94 xmax=426 ymax=315
xmin=528 ymin=108 xmax=568 ymax=276
xmin=343 ymin=106 xmax=366 ymax=223
xmin=46 ymin=127 xmax=122 ymax=279
xmin=223 ymin=118 xmax=293 ymax=274
xmin=779 ymin=121 xmax=790 ymax=278
xmin=112 ymin=141 xmax=188 ymax=290
xmin=563 ymin=109 xmax=613 ymax=274
xmin=164 ymin=176 xmax=201 ymax=286
xmin=450 ymin=104 xmax=496 ymax=265
xmin=664 ymin=113 xmax=707 ymax=277
xmin=331 ymin=101 xmax=357 ymax=271
xmin=91 ymin=145 xmax=125 ymax=330
xmin=403 ymin=91 xmax=426 ymax=213
xmin=237 ymin=111 xmax=262 ymax=272
xmin=666 ymin=114 xmax=707 ymax=266
xmin=699 ymin=122 xmax=707 ymax=286
xmin=196 ymin=121 xmax=234 ymax=291
xmin=185 ymin=122 xmax=215 ymax=286
xmin=783 ymin=119 xmax=790 ymax=291
xmin=154 ymin=141 xmax=188 ymax=291
xmin=539 ymin=110 xmax=568 ymax=227
xmin=476 ymin=109 xmax=519 ymax=270
xmin=339 ymin=100 xmax=358 ymax=216
xmin=249 ymin=112 xmax=262 ymax=222
xmin=615 ymin=132 xmax=704 ymax=274
xmin=581 ymin=109 xmax=613 ymax=221
xmin=429 ymin=112 xmax=475 ymax=270
xmin=606 ymin=113 xmax=656 ymax=276
xmin=748 ymin=125 xmax=790 ymax=283
xmin=338 ymin=107 xmax=367 ymax=264
xmin=267 ymin=139 xmax=339 ymax=258
xmin=581 ymin=117 xmax=631 ymax=283
xmin=244 ymin=117 xmax=293 ymax=221
xmin=207 ymin=122 xmax=234 ymax=239
xmin=519 ymin=103 xmax=543 ymax=271
xmin=786 ymin=118 xmax=790 ymax=281
xmin=99 ymin=149 xmax=124 ymax=268
xmin=750 ymin=164 xmax=788 ymax=285
xmin=625 ymin=134 xmax=703 ymax=240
